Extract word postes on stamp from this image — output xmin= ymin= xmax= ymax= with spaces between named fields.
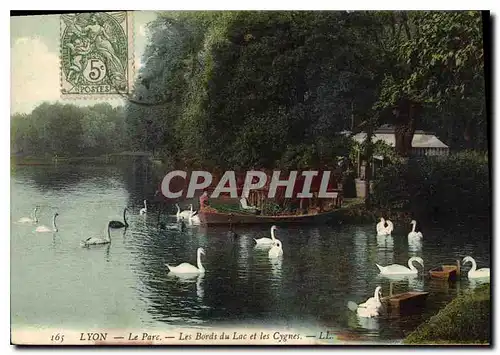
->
xmin=60 ymin=12 xmax=133 ymax=97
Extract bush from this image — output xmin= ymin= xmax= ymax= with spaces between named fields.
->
xmin=404 ymin=284 xmax=490 ymax=344
xmin=371 ymin=151 xmax=490 ymax=222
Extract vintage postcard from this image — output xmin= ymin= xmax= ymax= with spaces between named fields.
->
xmin=10 ymin=10 xmax=490 ymax=346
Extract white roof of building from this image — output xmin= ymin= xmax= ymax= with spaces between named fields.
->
xmin=353 ymin=132 xmax=449 ymax=149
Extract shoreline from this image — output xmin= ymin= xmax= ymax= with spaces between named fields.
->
xmin=10 ymin=158 xmax=488 ymax=228
xmin=403 ymin=284 xmax=490 ymax=345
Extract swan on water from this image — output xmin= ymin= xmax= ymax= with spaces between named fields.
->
xmin=35 ymin=213 xmax=59 ymax=233
xmin=109 ymin=208 xmax=129 ymax=228
xmin=140 ymin=200 xmax=147 ymax=215
xmin=268 ymin=239 xmax=283 ymax=259
xmin=408 ymin=220 xmax=423 ymax=239
xmin=462 ymin=256 xmax=490 ymax=279
xmin=18 ymin=206 xmax=39 ymax=224
xmin=189 ymin=215 xmax=201 ymax=225
xmin=188 ymin=205 xmax=201 ymax=225
xmin=348 ymin=286 xmax=383 ymax=318
xmin=376 ymin=218 xmax=393 ymax=236
xmin=190 ymin=212 xmax=201 ymax=224
xmin=166 ymin=247 xmax=206 ymax=275
xmin=176 ymin=204 xmax=194 ymax=220
xmin=376 ymin=256 xmax=424 ymax=275
xmin=255 ymin=225 xmax=278 ymax=246
xmin=81 ymin=222 xmax=112 ymax=247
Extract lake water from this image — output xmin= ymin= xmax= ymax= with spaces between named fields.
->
xmin=10 ymin=164 xmax=491 ymax=343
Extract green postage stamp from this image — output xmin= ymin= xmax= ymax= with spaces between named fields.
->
xmin=60 ymin=12 xmax=134 ymax=97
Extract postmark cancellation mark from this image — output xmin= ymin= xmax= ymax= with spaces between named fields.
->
xmin=60 ymin=12 xmax=134 ymax=97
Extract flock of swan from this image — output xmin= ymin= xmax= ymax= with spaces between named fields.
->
xmin=166 ymin=225 xmax=284 ymax=274
xmin=16 ymin=202 xmax=282 ymax=274
xmin=348 ymin=217 xmax=490 ymax=318
xmin=17 ymin=205 xmax=489 ymax=320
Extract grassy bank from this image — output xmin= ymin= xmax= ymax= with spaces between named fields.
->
xmin=403 ymin=284 xmax=491 ymax=345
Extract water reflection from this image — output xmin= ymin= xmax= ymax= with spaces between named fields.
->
xmin=357 ymin=315 xmax=380 ymax=331
xmin=377 ymin=234 xmax=394 ymax=249
xmin=81 ymin=243 xmax=112 ymax=262
xmin=196 ymin=275 xmax=205 ymax=300
xmin=236 ymin=234 xmax=251 ymax=282
xmin=50 ymin=233 xmax=59 ymax=249
xmin=408 ymin=238 xmax=422 ymax=255
xmin=467 ymin=277 xmax=491 ymax=290
xmin=270 ymin=255 xmax=283 ymax=279
xmin=376 ymin=235 xmax=394 ymax=269
xmin=167 ymin=272 xmax=205 ymax=299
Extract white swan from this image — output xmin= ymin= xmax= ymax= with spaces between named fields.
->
xmin=140 ymin=200 xmax=147 ymax=215
xmin=376 ymin=218 xmax=386 ymax=235
xmin=376 ymin=256 xmax=424 ymax=275
xmin=175 ymin=204 xmax=182 ymax=219
xmin=255 ymin=225 xmax=278 ymax=246
xmin=189 ymin=213 xmax=201 ymax=225
xmin=188 ymin=204 xmax=201 ymax=224
xmin=35 ymin=213 xmax=59 ymax=233
xmin=408 ymin=220 xmax=423 ymax=239
xmin=18 ymin=206 xmax=39 ymax=224
xmin=81 ymin=223 xmax=112 ymax=246
xmin=167 ymin=247 xmax=206 ymax=274
xmin=385 ymin=220 xmax=394 ymax=234
xmin=462 ymin=256 xmax=490 ymax=279
xmin=376 ymin=218 xmax=393 ymax=236
xmin=176 ymin=204 xmax=194 ymax=220
xmin=348 ymin=286 xmax=383 ymax=318
xmin=268 ymin=239 xmax=283 ymax=258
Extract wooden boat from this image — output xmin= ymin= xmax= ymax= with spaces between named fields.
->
xmin=199 ymin=208 xmax=339 ymax=226
xmin=429 ymin=260 xmax=460 ymax=281
xmin=197 ymin=186 xmax=343 ymax=225
xmin=381 ymin=291 xmax=429 ymax=315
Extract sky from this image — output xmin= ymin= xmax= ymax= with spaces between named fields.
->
xmin=10 ymin=11 xmax=158 ymax=114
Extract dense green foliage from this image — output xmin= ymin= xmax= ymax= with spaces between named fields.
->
xmin=11 ymin=103 xmax=127 ymax=158
xmin=404 ymin=284 xmax=490 ymax=344
xmin=371 ymin=151 xmax=490 ymax=221
xmin=11 ymin=11 xmax=487 ymax=171
xmin=127 ymin=11 xmax=376 ymax=169
xmin=125 ymin=10 xmax=487 ymax=168
xmin=374 ymin=11 xmax=487 ymax=156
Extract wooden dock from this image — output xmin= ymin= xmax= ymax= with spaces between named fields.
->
xmin=381 ymin=283 xmax=429 ymax=315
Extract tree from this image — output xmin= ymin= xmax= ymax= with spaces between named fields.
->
xmin=124 ymin=10 xmax=487 ymax=169
xmin=373 ymin=11 xmax=486 ymax=156
xmin=11 ymin=102 xmax=129 ymax=157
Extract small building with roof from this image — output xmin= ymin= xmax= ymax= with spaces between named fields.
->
xmin=352 ymin=124 xmax=449 ymax=158
xmin=348 ymin=125 xmax=449 ymax=198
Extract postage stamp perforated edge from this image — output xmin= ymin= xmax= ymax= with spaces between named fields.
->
xmin=59 ymin=11 xmax=135 ymax=101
